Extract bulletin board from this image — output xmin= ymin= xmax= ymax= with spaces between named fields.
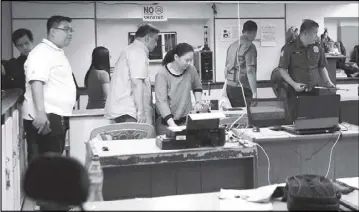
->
xmin=214 ymin=18 xmax=285 ymax=82
xmin=12 ymin=19 xmax=96 ymax=87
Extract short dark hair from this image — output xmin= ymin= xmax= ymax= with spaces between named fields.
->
xmin=135 ymin=24 xmax=160 ymax=38
xmin=47 ymin=15 xmax=72 ymax=34
xmin=12 ymin=28 xmax=33 ymax=45
xmin=300 ymin=19 xmax=319 ymax=34
xmin=242 ymin=20 xmax=258 ymax=32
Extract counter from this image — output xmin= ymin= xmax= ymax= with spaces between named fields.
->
xmin=87 ymin=137 xmax=257 ymax=200
xmin=1 ymin=89 xmax=26 ymax=211
xmin=241 ymin=123 xmax=359 ymax=187
xmin=68 ymin=109 xmax=114 ymax=164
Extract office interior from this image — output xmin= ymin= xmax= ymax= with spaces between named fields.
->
xmin=1 ymin=1 xmax=358 ymax=211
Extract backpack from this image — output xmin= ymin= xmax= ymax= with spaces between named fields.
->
xmin=284 ymin=174 xmax=341 ymax=211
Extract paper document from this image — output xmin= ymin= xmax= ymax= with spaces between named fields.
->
xmin=188 ymin=112 xmax=225 ymax=120
xmin=337 ymin=177 xmax=359 ymax=189
xmin=219 ymin=198 xmax=273 ymax=211
xmin=167 ymin=125 xmax=186 ymax=132
xmin=220 ymin=183 xmax=285 ymax=203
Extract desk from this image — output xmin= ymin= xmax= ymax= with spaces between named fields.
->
xmin=325 ymin=54 xmax=347 ymax=86
xmin=68 ymin=109 xmax=114 ymax=164
xmin=87 ymin=138 xmax=257 ymax=200
xmin=241 ymin=123 xmax=359 ymax=187
xmin=84 ymin=188 xmax=358 ymax=211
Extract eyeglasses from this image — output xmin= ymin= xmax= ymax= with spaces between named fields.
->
xmin=53 ymin=28 xmax=75 ymax=33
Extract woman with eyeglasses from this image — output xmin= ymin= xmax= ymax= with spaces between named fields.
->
xmin=84 ymin=46 xmax=111 ymax=109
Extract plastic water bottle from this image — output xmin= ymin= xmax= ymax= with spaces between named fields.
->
xmin=87 ymin=156 xmax=104 ymax=201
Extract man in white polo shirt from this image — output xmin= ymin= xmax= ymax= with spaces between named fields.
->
xmin=22 ymin=15 xmax=76 ymax=161
xmin=105 ymin=24 xmax=159 ymax=125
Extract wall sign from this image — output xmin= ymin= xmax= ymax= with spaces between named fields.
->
xmin=143 ymin=5 xmax=167 ymax=22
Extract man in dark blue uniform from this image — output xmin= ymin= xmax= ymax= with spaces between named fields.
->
xmin=1 ymin=28 xmax=34 ymax=93
xmin=278 ymin=19 xmax=336 ymax=122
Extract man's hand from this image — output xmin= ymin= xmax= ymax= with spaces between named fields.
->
xmin=250 ymin=93 xmax=258 ymax=107
xmin=32 ymin=112 xmax=51 ymax=135
xmin=136 ymin=110 xmax=146 ymax=123
xmin=293 ymin=82 xmax=306 ymax=92
xmin=326 ymin=81 xmax=336 ymax=89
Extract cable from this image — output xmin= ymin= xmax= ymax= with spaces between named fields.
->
xmin=325 ymin=132 xmax=342 ymax=178
xmin=255 ymin=143 xmax=272 ymax=185
xmin=227 ymin=1 xmax=249 ymax=131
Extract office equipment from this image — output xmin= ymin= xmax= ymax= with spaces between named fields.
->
xmin=156 ymin=113 xmax=226 ymax=150
xmin=281 ymin=95 xmax=341 ymax=135
xmin=193 ymin=50 xmax=213 ymax=82
xmin=246 ymin=98 xmax=287 ymax=128
xmin=193 ymin=25 xmax=213 ymax=82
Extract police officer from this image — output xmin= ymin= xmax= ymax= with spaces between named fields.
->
xmin=278 ymin=19 xmax=336 ymax=122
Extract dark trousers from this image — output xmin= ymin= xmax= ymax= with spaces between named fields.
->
xmin=114 ymin=115 xmax=137 ymax=123
xmin=226 ymin=85 xmax=253 ymax=107
xmin=23 ymin=113 xmax=67 ymax=163
xmin=286 ymin=87 xmax=320 ymax=123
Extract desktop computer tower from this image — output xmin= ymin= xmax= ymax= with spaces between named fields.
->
xmin=193 ymin=50 xmax=213 ymax=82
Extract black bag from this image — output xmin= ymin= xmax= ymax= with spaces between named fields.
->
xmin=284 ymin=174 xmax=341 ymax=211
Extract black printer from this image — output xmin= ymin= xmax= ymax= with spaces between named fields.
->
xmin=156 ymin=113 xmax=226 ymax=150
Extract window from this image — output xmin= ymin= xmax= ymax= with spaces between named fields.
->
xmin=128 ymin=32 xmax=177 ymax=62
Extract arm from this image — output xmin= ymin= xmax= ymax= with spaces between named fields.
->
xmin=191 ymin=67 xmax=203 ymax=103
xmin=244 ymin=46 xmax=257 ymax=97
xmin=318 ymin=46 xmax=335 ymax=87
xmin=25 ymin=52 xmax=51 ymax=134
xmin=278 ymin=46 xmax=296 ymax=88
xmin=155 ymin=72 xmax=176 ymax=127
xmin=99 ymin=70 xmax=110 ymax=97
xmin=128 ymin=51 xmax=148 ymax=122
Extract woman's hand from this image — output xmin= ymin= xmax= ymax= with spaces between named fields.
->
xmin=194 ymin=101 xmax=204 ymax=112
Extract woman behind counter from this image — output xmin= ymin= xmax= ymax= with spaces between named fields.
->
xmin=155 ymin=43 xmax=204 ymax=135
xmin=84 ymin=46 xmax=111 ymax=109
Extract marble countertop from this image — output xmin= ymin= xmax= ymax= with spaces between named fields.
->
xmin=88 ymin=137 xmax=257 ymax=167
xmin=1 ymin=88 xmax=23 ymax=116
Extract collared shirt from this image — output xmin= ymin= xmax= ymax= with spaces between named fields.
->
xmin=1 ymin=55 xmax=27 ymax=92
xmin=104 ymin=39 xmax=153 ymax=124
xmin=225 ymin=35 xmax=257 ymax=88
xmin=278 ymin=37 xmax=328 ymax=89
xmin=22 ymin=38 xmax=76 ymax=120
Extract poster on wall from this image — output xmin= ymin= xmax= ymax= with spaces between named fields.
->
xmin=221 ymin=27 xmax=232 ymax=41
xmin=261 ymin=24 xmax=276 ymax=46
xmin=143 ymin=5 xmax=167 ymax=21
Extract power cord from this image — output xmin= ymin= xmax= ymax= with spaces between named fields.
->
xmin=255 ymin=143 xmax=272 ymax=185
xmin=325 ymin=131 xmax=342 ymax=178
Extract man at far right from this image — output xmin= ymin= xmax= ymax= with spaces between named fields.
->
xmin=278 ymin=19 xmax=336 ymax=122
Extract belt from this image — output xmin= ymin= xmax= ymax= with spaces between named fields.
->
xmin=162 ymin=116 xmax=187 ymax=126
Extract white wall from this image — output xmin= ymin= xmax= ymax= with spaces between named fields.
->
xmin=1 ymin=1 xmax=12 ymax=60
xmin=6 ymin=1 xmax=359 ymax=85
xmin=324 ymin=19 xmax=338 ymax=41
xmin=97 ymin=18 xmax=209 ymax=83
xmin=286 ymin=2 xmax=359 ymax=34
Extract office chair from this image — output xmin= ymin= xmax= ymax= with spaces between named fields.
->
xmin=23 ymin=154 xmax=90 ymax=211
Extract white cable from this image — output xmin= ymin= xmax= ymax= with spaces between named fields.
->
xmin=228 ymin=2 xmax=249 ymax=131
xmin=255 ymin=143 xmax=272 ymax=185
xmin=325 ymin=132 xmax=342 ymax=178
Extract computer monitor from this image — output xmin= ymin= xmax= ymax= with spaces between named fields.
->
xmin=294 ymin=94 xmax=340 ymax=130
xmin=246 ymin=98 xmax=288 ymax=128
